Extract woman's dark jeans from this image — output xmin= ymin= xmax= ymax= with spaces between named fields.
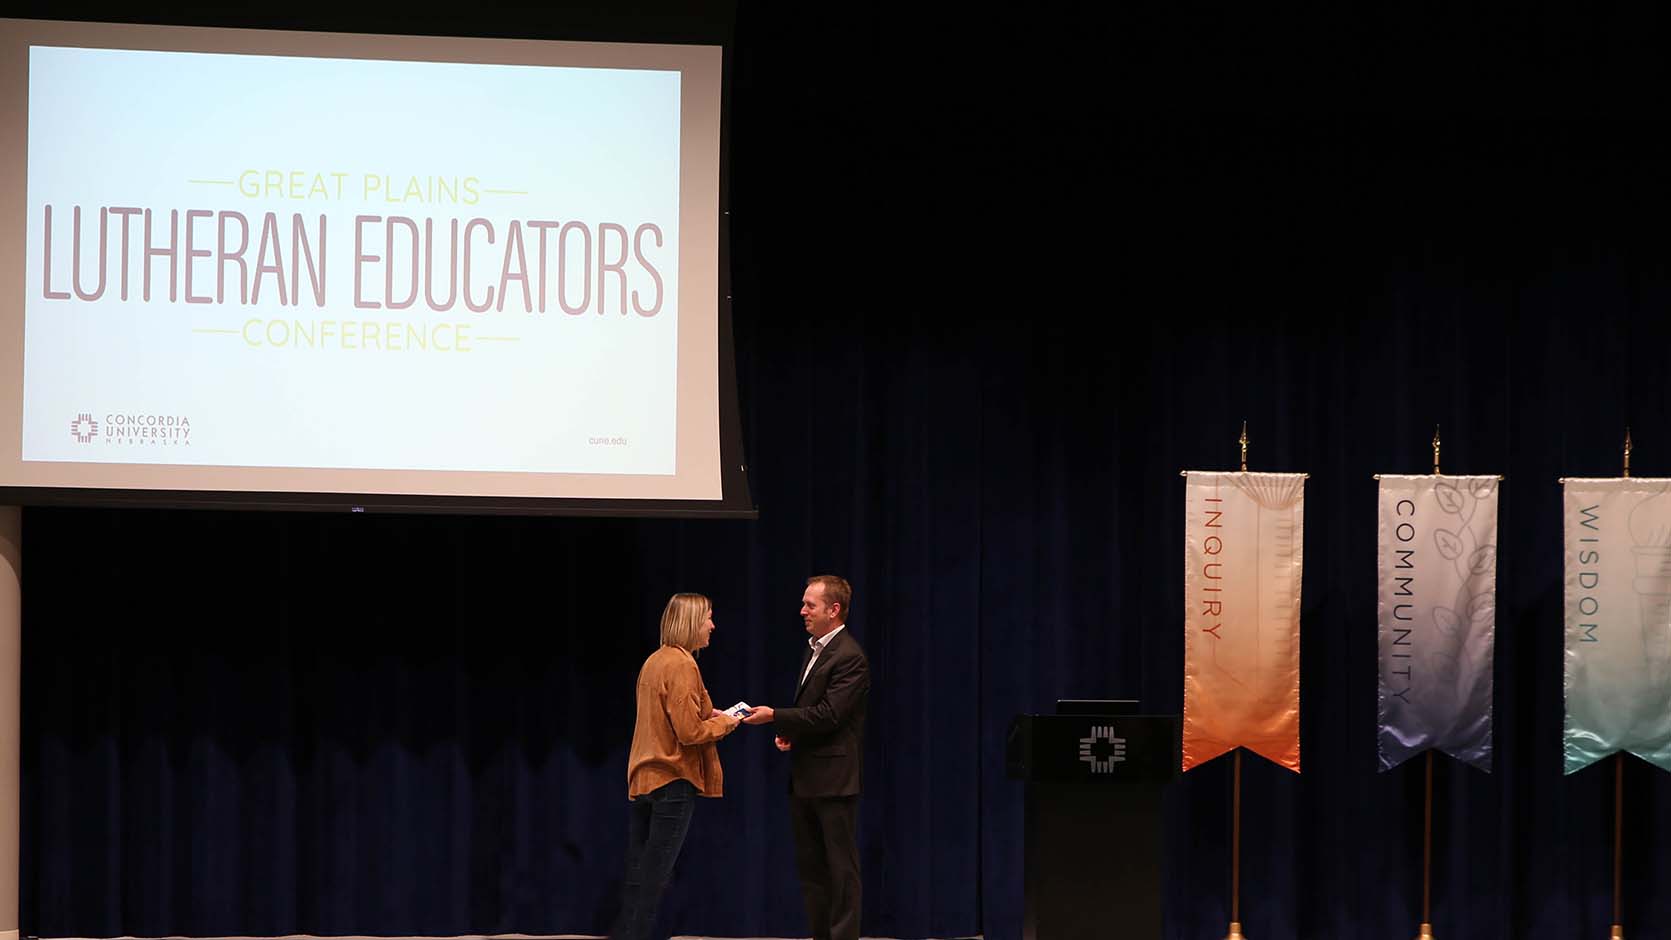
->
xmin=611 ymin=778 xmax=697 ymax=940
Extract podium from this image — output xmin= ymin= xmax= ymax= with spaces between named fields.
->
xmin=1005 ymin=701 xmax=1180 ymax=940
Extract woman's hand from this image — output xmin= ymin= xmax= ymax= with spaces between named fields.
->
xmin=710 ymin=708 xmax=726 ymax=719
xmin=775 ymin=735 xmax=792 ymax=752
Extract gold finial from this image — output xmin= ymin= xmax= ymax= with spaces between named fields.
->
xmin=1226 ymin=921 xmax=1247 ymax=940
xmin=1416 ymin=923 xmax=1436 ymax=940
xmin=1433 ymin=425 xmax=1441 ymax=476
xmin=1624 ymin=428 xmax=1632 ymax=479
xmin=1239 ymin=420 xmax=1248 ymax=472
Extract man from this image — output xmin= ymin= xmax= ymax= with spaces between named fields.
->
xmin=741 ymin=574 xmax=870 ymax=940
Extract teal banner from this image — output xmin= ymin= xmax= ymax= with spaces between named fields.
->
xmin=1563 ymin=478 xmax=1671 ymax=774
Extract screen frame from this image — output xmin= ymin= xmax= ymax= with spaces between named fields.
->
xmin=0 ymin=13 xmax=756 ymax=519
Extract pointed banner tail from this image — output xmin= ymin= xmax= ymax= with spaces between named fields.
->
xmin=1183 ymin=471 xmax=1304 ymax=773
xmin=1563 ymin=478 xmax=1671 ymax=775
xmin=1376 ymin=475 xmax=1499 ymax=773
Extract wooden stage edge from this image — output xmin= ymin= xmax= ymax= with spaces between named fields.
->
xmin=36 ymin=935 xmax=985 ymax=940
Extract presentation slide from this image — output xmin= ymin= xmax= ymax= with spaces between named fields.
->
xmin=0 ymin=19 xmax=731 ymax=507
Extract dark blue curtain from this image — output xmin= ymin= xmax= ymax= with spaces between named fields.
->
xmin=19 ymin=4 xmax=1671 ymax=939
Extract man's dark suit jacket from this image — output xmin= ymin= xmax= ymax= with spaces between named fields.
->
xmin=775 ymin=627 xmax=870 ymax=797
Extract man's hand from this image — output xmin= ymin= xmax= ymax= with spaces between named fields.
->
xmin=775 ymin=735 xmax=792 ymax=752
xmin=741 ymin=704 xmax=775 ymax=725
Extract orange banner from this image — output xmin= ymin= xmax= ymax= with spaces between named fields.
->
xmin=1183 ymin=471 xmax=1304 ymax=772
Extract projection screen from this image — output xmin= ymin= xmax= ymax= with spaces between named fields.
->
xmin=0 ymin=18 xmax=753 ymax=515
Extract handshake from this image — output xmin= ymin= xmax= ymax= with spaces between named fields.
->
xmin=714 ymin=701 xmax=792 ymax=751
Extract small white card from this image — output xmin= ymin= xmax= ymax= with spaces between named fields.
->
xmin=724 ymin=701 xmax=753 ymax=718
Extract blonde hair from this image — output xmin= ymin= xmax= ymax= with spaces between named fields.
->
xmin=659 ymin=593 xmax=712 ymax=650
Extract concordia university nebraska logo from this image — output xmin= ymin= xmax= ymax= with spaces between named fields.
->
xmin=69 ymin=413 xmax=99 ymax=443
xmin=1078 ymin=725 xmax=1128 ymax=774
xmin=64 ymin=411 xmax=193 ymax=446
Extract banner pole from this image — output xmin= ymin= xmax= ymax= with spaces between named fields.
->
xmin=1611 ymin=428 xmax=1630 ymax=940
xmin=1417 ymin=750 xmax=1435 ymax=939
xmin=1612 ymin=753 xmax=1623 ymax=939
xmin=1227 ymin=748 xmax=1245 ymax=940
xmin=1226 ymin=421 xmax=1247 ymax=940
xmin=1415 ymin=432 xmax=1440 ymax=940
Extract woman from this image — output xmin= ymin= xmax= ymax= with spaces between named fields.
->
xmin=611 ymin=593 xmax=741 ymax=940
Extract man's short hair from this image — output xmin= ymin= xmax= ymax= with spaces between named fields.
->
xmin=807 ymin=575 xmax=852 ymax=623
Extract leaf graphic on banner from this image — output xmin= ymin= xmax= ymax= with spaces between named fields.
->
xmin=1469 ymin=545 xmax=1497 ymax=575
xmin=1436 ymin=528 xmax=1464 ymax=561
xmin=1434 ymin=606 xmax=1461 ymax=638
xmin=1436 ymin=483 xmax=1465 ymax=515
xmin=1471 ymin=477 xmax=1497 ymax=499
xmin=1429 ymin=652 xmax=1462 ymax=685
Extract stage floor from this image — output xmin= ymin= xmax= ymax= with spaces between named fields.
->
xmin=43 ymin=935 xmax=983 ymax=940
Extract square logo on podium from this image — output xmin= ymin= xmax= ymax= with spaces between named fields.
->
xmin=1078 ymin=725 xmax=1128 ymax=774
